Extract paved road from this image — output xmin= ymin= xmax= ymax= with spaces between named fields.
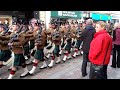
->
xmin=0 ymin=54 xmax=119 ymax=79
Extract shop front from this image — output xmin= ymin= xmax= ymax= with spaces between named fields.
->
xmin=51 ymin=11 xmax=82 ymax=24
xmin=111 ymin=14 xmax=120 ymax=23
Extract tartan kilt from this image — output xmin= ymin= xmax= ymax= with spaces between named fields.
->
xmin=23 ymin=43 xmax=30 ymax=55
xmin=65 ymin=42 xmax=71 ymax=53
xmin=76 ymin=40 xmax=82 ymax=49
xmin=34 ymin=49 xmax=44 ymax=61
xmin=29 ymin=40 xmax=35 ymax=50
xmin=0 ymin=50 xmax=11 ymax=62
xmin=14 ymin=54 xmax=25 ymax=66
xmin=53 ymin=45 xmax=60 ymax=55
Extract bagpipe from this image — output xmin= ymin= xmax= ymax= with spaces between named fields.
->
xmin=0 ymin=24 xmax=10 ymax=36
xmin=10 ymin=19 xmax=29 ymax=43
xmin=1 ymin=28 xmax=9 ymax=36
xmin=9 ymin=25 xmax=23 ymax=43
xmin=0 ymin=25 xmax=12 ymax=45
xmin=51 ymin=20 xmax=61 ymax=42
xmin=35 ymin=26 xmax=43 ymax=46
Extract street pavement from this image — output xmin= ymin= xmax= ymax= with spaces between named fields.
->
xmin=0 ymin=54 xmax=119 ymax=79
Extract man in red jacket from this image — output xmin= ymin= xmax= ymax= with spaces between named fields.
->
xmin=89 ymin=21 xmax=112 ymax=79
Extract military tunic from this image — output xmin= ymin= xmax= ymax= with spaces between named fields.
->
xmin=0 ymin=32 xmax=11 ymax=62
xmin=51 ymin=29 xmax=61 ymax=56
xmin=34 ymin=30 xmax=47 ymax=61
xmin=2 ymin=31 xmax=26 ymax=66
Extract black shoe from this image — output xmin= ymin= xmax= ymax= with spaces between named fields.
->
xmin=117 ymin=66 xmax=120 ymax=68
xmin=55 ymin=61 xmax=61 ymax=64
xmin=82 ymin=73 xmax=87 ymax=77
xmin=39 ymin=66 xmax=48 ymax=69
xmin=20 ymin=72 xmax=30 ymax=78
xmin=62 ymin=60 xmax=66 ymax=62
xmin=28 ymin=72 xmax=34 ymax=76
xmin=111 ymin=65 xmax=116 ymax=68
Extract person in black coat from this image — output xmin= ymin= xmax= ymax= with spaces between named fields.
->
xmin=80 ymin=19 xmax=96 ymax=77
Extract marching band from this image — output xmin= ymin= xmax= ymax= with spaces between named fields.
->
xmin=0 ymin=18 xmax=84 ymax=79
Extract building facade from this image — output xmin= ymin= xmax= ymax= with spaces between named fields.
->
xmin=39 ymin=11 xmax=82 ymax=29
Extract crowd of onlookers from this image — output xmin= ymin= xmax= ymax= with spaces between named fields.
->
xmin=79 ymin=19 xmax=120 ymax=79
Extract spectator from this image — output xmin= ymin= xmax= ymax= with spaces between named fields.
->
xmin=80 ymin=19 xmax=96 ymax=77
xmin=111 ymin=23 xmax=120 ymax=68
xmin=89 ymin=21 xmax=112 ymax=79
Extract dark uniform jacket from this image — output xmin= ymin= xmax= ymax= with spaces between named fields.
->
xmin=81 ymin=25 xmax=96 ymax=53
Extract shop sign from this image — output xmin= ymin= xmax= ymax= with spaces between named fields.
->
xmin=92 ymin=13 xmax=112 ymax=21
xmin=51 ymin=11 xmax=81 ymax=19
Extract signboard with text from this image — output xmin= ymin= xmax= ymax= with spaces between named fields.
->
xmin=92 ymin=13 xmax=112 ymax=21
xmin=51 ymin=11 xmax=81 ymax=19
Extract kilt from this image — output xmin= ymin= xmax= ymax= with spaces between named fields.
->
xmin=29 ymin=40 xmax=35 ymax=50
xmin=76 ymin=40 xmax=82 ymax=49
xmin=34 ymin=49 xmax=44 ymax=61
xmin=14 ymin=54 xmax=25 ymax=66
xmin=23 ymin=43 xmax=30 ymax=55
xmin=53 ymin=45 xmax=60 ymax=56
xmin=65 ymin=42 xmax=71 ymax=53
xmin=0 ymin=50 xmax=11 ymax=62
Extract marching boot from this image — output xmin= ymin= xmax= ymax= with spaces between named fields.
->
xmin=48 ymin=56 xmax=55 ymax=67
xmin=76 ymin=50 xmax=80 ymax=56
xmin=29 ymin=63 xmax=38 ymax=75
xmin=80 ymin=51 xmax=83 ymax=55
xmin=63 ymin=53 xmax=68 ymax=62
xmin=67 ymin=53 xmax=72 ymax=60
xmin=56 ymin=56 xmax=61 ymax=64
xmin=72 ymin=52 xmax=77 ymax=58
xmin=48 ymin=60 xmax=54 ymax=68
xmin=8 ymin=74 xmax=14 ymax=79
xmin=29 ymin=66 xmax=37 ymax=75
xmin=20 ymin=67 xmax=29 ymax=77
xmin=40 ymin=61 xmax=47 ymax=69
xmin=8 ymin=70 xmax=16 ymax=79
